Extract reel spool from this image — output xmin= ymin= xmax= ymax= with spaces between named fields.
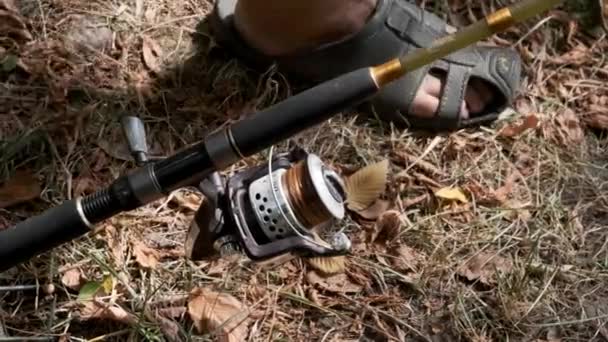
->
xmin=185 ymin=149 xmax=351 ymax=261
xmin=248 ymin=154 xmax=345 ymax=242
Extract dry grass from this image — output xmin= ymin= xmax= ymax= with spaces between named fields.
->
xmin=1 ymin=0 xmax=608 ymax=341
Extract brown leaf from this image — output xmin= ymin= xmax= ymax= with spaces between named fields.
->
xmin=0 ymin=170 xmax=41 ymax=209
xmin=400 ymin=194 xmax=430 ymax=209
xmin=142 ymin=36 xmax=163 ymax=74
xmin=456 ymin=252 xmax=513 ymax=286
xmin=104 ymin=225 xmax=126 ymax=267
xmin=356 ymin=199 xmax=390 ymax=220
xmin=73 ymin=176 xmax=97 ymax=197
xmin=584 ymin=110 xmax=608 ymax=131
xmin=187 ymin=288 xmax=250 ymax=342
xmin=97 ymin=139 xmax=132 ymax=161
xmin=390 ymin=245 xmax=422 ymax=273
xmin=372 ymin=210 xmax=402 ymax=245
xmin=391 ymin=151 xmax=446 ymax=177
xmin=0 ymin=0 xmax=18 ymax=12
xmin=542 ymin=109 xmax=585 ymax=148
xmin=492 ymin=173 xmax=518 ymax=203
xmin=131 ymin=240 xmax=159 ymax=269
xmin=156 ymin=314 xmax=181 ymax=342
xmin=61 ymin=269 xmax=85 ymax=291
xmin=499 ymin=115 xmax=539 ymax=138
xmin=157 ymin=306 xmax=187 ymax=319
xmin=77 ymin=300 xmax=137 ymax=325
xmin=305 ymin=271 xmax=363 ymax=293
xmin=171 ymin=191 xmax=203 ymax=212
xmin=344 ymin=160 xmax=389 ymax=211
xmin=0 ymin=9 xmax=32 ymax=41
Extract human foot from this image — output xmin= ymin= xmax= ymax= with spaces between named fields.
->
xmin=211 ymin=0 xmax=522 ymax=130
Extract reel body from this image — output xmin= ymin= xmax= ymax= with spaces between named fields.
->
xmin=185 ymin=148 xmax=351 ymax=261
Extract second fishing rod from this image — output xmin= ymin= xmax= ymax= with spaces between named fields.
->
xmin=0 ymin=0 xmax=562 ymax=272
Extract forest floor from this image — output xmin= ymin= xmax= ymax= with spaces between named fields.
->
xmin=1 ymin=0 xmax=608 ymax=341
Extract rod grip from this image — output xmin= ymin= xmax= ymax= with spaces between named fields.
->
xmin=0 ymin=199 xmax=90 ymax=272
xmin=229 ymin=67 xmax=378 ymax=157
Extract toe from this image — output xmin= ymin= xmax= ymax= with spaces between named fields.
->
xmin=411 ymin=92 xmax=440 ymax=118
xmin=465 ymin=86 xmax=484 ymax=114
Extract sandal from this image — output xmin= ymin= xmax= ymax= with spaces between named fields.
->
xmin=209 ymin=0 xmax=522 ymax=131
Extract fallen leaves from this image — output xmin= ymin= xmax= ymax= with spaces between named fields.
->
xmin=542 ymin=109 xmax=585 ymax=148
xmin=142 ymin=36 xmax=163 ymax=74
xmin=305 ymin=271 xmax=363 ymax=294
xmin=583 ymin=106 xmax=608 ymax=131
xmin=390 ymin=245 xmax=422 ymax=273
xmin=434 ymin=187 xmax=468 ymax=204
xmin=456 ymin=252 xmax=513 ymax=286
xmin=371 ymin=210 xmax=402 ymax=246
xmin=77 ymin=300 xmax=137 ymax=325
xmin=344 ymin=159 xmax=389 ymax=212
xmin=61 ymin=269 xmax=85 ymax=291
xmin=131 ymin=240 xmax=160 ymax=269
xmin=187 ymin=288 xmax=250 ymax=342
xmin=0 ymin=4 xmax=33 ymax=43
xmin=0 ymin=170 xmax=41 ymax=209
xmin=498 ymin=115 xmax=540 ymax=138
xmin=355 ymin=198 xmax=390 ymax=220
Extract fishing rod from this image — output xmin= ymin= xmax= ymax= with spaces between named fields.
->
xmin=0 ymin=0 xmax=561 ymax=272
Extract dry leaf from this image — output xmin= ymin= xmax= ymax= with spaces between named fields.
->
xmin=305 ymin=271 xmax=363 ymax=293
xmin=434 ymin=187 xmax=468 ymax=204
xmin=356 ymin=199 xmax=391 ymax=220
xmin=390 ymin=245 xmax=421 ymax=273
xmin=542 ymin=109 xmax=585 ymax=148
xmin=171 ymin=191 xmax=203 ymax=211
xmin=392 ymin=151 xmax=446 ymax=177
xmin=344 ymin=159 xmax=389 ymax=211
xmin=187 ymin=288 xmax=250 ymax=342
xmin=0 ymin=170 xmax=42 ymax=209
xmin=0 ymin=9 xmax=32 ymax=42
xmin=371 ymin=210 xmax=402 ymax=245
xmin=156 ymin=314 xmax=181 ymax=342
xmin=0 ymin=0 xmax=18 ymax=12
xmin=61 ymin=269 xmax=85 ymax=291
xmin=104 ymin=225 xmax=125 ymax=267
xmin=499 ymin=115 xmax=540 ymax=138
xmin=78 ymin=300 xmax=137 ymax=325
xmin=306 ymin=256 xmax=346 ymax=275
xmin=400 ymin=194 xmax=430 ymax=209
xmin=142 ymin=36 xmax=163 ymax=74
xmin=584 ymin=110 xmax=608 ymax=131
xmin=132 ymin=240 xmax=159 ymax=269
xmin=456 ymin=252 xmax=513 ymax=285
xmin=97 ymin=139 xmax=132 ymax=161
xmin=73 ymin=176 xmax=97 ymax=197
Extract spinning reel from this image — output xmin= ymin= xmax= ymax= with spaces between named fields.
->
xmin=125 ymin=118 xmax=352 ymax=262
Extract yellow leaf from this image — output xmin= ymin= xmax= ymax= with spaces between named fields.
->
xmin=434 ymin=187 xmax=468 ymax=204
xmin=344 ymin=159 xmax=389 ymax=211
xmin=102 ymin=275 xmax=113 ymax=294
xmin=306 ymin=256 xmax=346 ymax=275
xmin=304 ymin=233 xmax=346 ymax=275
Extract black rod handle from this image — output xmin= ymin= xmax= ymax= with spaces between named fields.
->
xmin=229 ymin=67 xmax=379 ymax=157
xmin=0 ymin=199 xmax=90 ymax=272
